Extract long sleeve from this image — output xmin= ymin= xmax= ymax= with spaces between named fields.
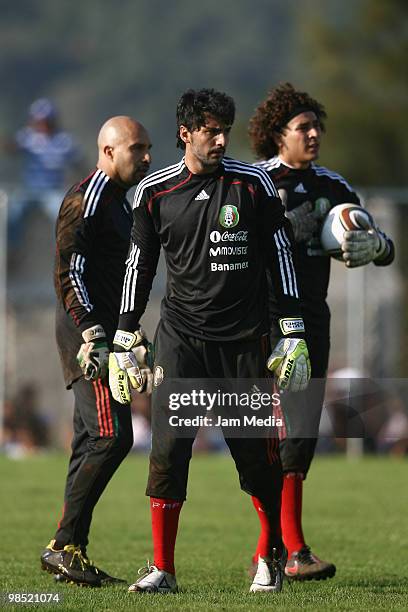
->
xmin=257 ymin=183 xmax=304 ymax=336
xmin=118 ymin=202 xmax=161 ymax=332
xmin=55 ymin=190 xmax=101 ymax=333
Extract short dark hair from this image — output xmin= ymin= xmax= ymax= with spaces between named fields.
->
xmin=176 ymin=88 xmax=235 ymax=149
xmin=248 ymin=82 xmax=327 ymax=159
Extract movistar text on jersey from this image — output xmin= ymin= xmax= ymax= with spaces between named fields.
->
xmin=209 ymin=246 xmax=248 ymax=256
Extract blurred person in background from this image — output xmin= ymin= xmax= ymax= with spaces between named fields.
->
xmin=323 ymin=369 xmax=391 ymax=453
xmin=2 ymin=383 xmax=50 ymax=458
xmin=40 ymin=116 xmax=152 ymax=587
xmin=5 ymin=98 xmax=83 ymax=246
xmin=248 ymin=82 xmax=394 ymax=581
xmin=377 ymin=392 xmax=408 ymax=456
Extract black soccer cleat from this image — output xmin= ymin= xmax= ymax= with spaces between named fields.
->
xmin=78 ymin=548 xmax=126 ymax=585
xmin=284 ymin=545 xmax=336 ymax=581
xmin=53 ymin=567 xmax=126 ymax=586
xmin=41 ymin=540 xmax=124 ymax=587
xmin=91 ymin=567 xmax=127 ymax=586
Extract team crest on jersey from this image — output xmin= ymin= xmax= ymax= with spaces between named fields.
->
xmin=153 ymin=365 xmax=164 ymax=387
xmin=219 ymin=204 xmax=239 ymax=228
xmin=314 ymin=197 xmax=331 ymax=218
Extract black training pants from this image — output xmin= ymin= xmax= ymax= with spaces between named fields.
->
xmin=54 ymin=376 xmax=133 ymax=548
xmin=146 ymin=319 xmax=282 ymax=510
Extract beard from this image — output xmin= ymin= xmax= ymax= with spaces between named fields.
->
xmin=134 ymin=163 xmax=150 ymax=181
xmin=193 ymin=146 xmax=224 ymax=170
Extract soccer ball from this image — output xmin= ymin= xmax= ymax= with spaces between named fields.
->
xmin=320 ymin=203 xmax=374 ymax=260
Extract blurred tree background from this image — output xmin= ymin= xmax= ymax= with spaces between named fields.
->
xmin=1 ymin=0 xmax=407 ymax=184
xmin=294 ymin=0 xmax=408 ymax=187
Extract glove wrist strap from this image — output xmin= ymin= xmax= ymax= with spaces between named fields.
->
xmin=114 ymin=328 xmax=144 ymax=351
xmin=278 ymin=317 xmax=305 ymax=336
xmin=82 ymin=324 xmax=106 ymax=343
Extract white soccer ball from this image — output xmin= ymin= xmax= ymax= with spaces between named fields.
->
xmin=320 ymin=203 xmax=374 ymax=260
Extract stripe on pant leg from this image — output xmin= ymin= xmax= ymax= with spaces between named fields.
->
xmin=93 ymin=380 xmax=107 ymax=436
xmin=99 ymin=379 xmax=114 ymax=437
xmin=97 ymin=379 xmax=111 ymax=437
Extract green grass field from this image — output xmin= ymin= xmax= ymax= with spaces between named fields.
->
xmin=0 ymin=453 xmax=407 ymax=611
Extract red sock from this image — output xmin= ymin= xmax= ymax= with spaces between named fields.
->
xmin=251 ymin=496 xmax=282 ymax=562
xmin=150 ymin=497 xmax=183 ymax=574
xmin=280 ymin=473 xmax=305 ymax=556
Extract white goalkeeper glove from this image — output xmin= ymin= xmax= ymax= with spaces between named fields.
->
xmin=285 ymin=201 xmax=318 ymax=242
xmin=267 ymin=337 xmax=311 ymax=392
xmin=341 ymin=211 xmax=390 ymax=268
xmin=76 ymin=325 xmax=109 ymax=380
xmin=109 ymin=329 xmax=153 ymax=404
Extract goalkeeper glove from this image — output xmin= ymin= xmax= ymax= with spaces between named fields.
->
xmin=267 ymin=337 xmax=311 ymax=392
xmin=285 ymin=201 xmax=318 ymax=242
xmin=76 ymin=324 xmax=109 ymax=380
xmin=341 ymin=208 xmax=391 ymax=268
xmin=109 ymin=329 xmax=153 ymax=404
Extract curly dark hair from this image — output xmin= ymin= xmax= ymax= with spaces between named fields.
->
xmin=176 ymin=88 xmax=235 ymax=149
xmin=248 ymin=83 xmax=327 ymax=159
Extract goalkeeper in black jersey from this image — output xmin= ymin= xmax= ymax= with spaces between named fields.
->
xmin=40 ymin=116 xmax=152 ymax=587
xmin=248 ymin=83 xmax=394 ymax=581
xmin=109 ymin=88 xmax=310 ymax=594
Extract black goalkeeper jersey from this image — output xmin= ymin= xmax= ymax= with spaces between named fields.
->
xmin=118 ymin=156 xmax=303 ymax=342
xmin=54 ymin=168 xmax=132 ymax=386
xmin=256 ymin=157 xmax=394 ymax=325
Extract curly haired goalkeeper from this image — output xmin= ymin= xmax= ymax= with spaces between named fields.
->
xmin=248 ymin=82 xmax=394 ymax=581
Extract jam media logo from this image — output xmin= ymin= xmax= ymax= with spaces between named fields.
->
xmin=219 ymin=204 xmax=239 ymax=228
